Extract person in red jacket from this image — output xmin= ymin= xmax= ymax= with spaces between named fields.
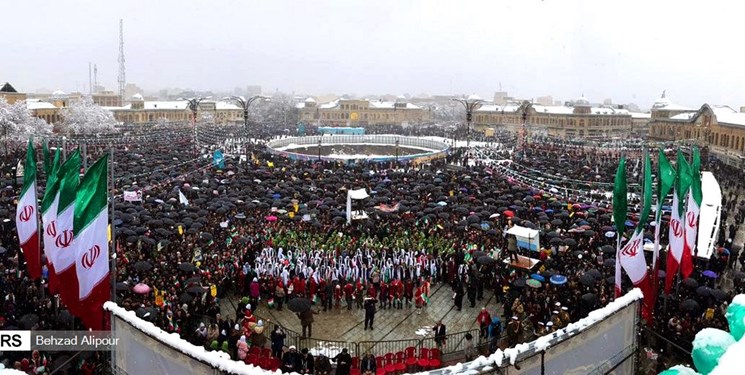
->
xmin=310 ymin=278 xmax=318 ymax=303
xmin=379 ymin=281 xmax=389 ymax=309
xmin=344 ymin=280 xmax=355 ymax=310
xmin=355 ymin=280 xmax=365 ymax=309
xmin=414 ymin=285 xmax=424 ymax=314
xmin=477 ymin=307 xmax=491 ymax=338
xmin=404 ymin=279 xmax=414 ymax=307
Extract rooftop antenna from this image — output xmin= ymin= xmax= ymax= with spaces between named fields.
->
xmin=88 ymin=62 xmax=92 ymax=95
xmin=94 ymin=64 xmax=98 ymax=92
xmin=117 ymin=19 xmax=126 ymax=101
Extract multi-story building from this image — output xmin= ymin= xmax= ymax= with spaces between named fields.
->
xmin=0 ymin=82 xmax=27 ymax=104
xmin=473 ymin=96 xmax=638 ymax=139
xmin=92 ymin=91 xmax=122 ymax=107
xmin=297 ymin=98 xmax=432 ymax=126
xmin=105 ymin=94 xmax=243 ymax=124
xmin=648 ymin=95 xmax=745 ymax=157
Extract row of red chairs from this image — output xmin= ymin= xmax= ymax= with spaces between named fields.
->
xmin=245 ymin=354 xmax=281 ymax=371
xmin=350 ymin=347 xmax=442 ymax=375
xmin=247 ymin=346 xmax=272 ymax=358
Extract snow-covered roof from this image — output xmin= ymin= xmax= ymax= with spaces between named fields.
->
xmin=715 ymin=111 xmax=745 ymax=127
xmin=467 ymin=94 xmax=483 ymax=101
xmin=669 ymin=112 xmax=697 ymax=121
xmin=630 ymin=112 xmax=651 ymax=119
xmin=652 ymin=96 xmax=693 ymax=111
xmin=25 ymin=99 xmax=57 ymax=110
xmin=132 ymin=93 xmax=144 ymax=101
xmin=51 ymin=89 xmax=66 ymax=98
xmin=319 ymin=100 xmax=339 ymax=109
xmin=475 ymin=104 xmax=522 ymax=113
xmin=590 ymin=107 xmax=630 ymax=115
xmin=531 ymin=105 xmax=575 ymax=115
xmin=214 ymin=101 xmax=241 ymax=110
xmin=295 ymin=102 xmax=306 ymax=109
xmin=304 ymin=97 xmax=316 ymax=103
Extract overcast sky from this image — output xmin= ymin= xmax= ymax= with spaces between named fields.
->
xmin=3 ymin=0 xmax=744 ymax=108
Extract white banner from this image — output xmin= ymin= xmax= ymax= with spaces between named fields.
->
xmin=123 ymin=190 xmax=142 ymax=202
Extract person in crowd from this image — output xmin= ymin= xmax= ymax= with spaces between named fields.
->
xmin=433 ymin=320 xmax=447 ymax=348
xmin=364 ymin=297 xmax=377 ymax=330
xmin=299 ymin=348 xmax=315 ymax=374
xmin=361 ymin=351 xmax=376 ymax=375
xmin=333 ymin=348 xmax=352 ymax=375
xmin=281 ymin=346 xmax=300 ymax=373
xmin=271 ymin=325 xmax=287 ymax=359
xmin=315 ymin=353 xmax=332 ymax=375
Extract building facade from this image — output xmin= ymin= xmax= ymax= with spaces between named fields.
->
xmin=649 ymin=98 xmax=745 ymax=156
xmin=297 ymin=98 xmax=432 ymax=126
xmin=106 ymin=94 xmax=243 ymax=124
xmin=473 ymin=97 xmax=639 ymax=139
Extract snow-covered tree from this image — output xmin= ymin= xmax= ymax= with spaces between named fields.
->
xmin=58 ymin=96 xmax=118 ymax=136
xmin=432 ymin=101 xmax=465 ymax=122
xmin=251 ymin=93 xmax=298 ymax=127
xmin=198 ymin=111 xmax=215 ymax=125
xmin=0 ymin=97 xmax=53 ymax=142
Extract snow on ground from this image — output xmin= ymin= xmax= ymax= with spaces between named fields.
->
xmin=710 ymin=335 xmax=745 ymax=375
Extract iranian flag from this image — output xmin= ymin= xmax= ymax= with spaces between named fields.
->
xmin=665 ymin=150 xmax=692 ymax=294
xmin=618 ymin=151 xmax=653 ymax=324
xmin=682 ymin=147 xmax=702 ymax=278
xmin=651 ymin=150 xmax=676 ymax=310
xmin=16 ymin=140 xmax=41 ymax=280
xmin=55 ymin=150 xmax=81 ymax=314
xmin=41 ymin=148 xmax=61 ymax=293
xmin=612 ymin=157 xmax=627 ymax=299
xmin=73 ymin=154 xmax=110 ymax=330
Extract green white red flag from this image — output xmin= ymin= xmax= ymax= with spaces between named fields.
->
xmin=16 ymin=139 xmax=40 ymax=280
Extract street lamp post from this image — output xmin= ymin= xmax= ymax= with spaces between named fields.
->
xmin=452 ymin=95 xmax=483 ymax=165
xmin=318 ymin=138 xmax=322 ymax=162
xmin=225 ymin=95 xmax=269 ymax=152
xmin=395 ymin=137 xmax=400 ymax=164
xmin=181 ymin=97 xmax=208 ymax=156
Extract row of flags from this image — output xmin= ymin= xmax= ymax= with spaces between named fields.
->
xmin=16 ymin=140 xmax=110 ymax=330
xmin=612 ymin=147 xmax=702 ymax=324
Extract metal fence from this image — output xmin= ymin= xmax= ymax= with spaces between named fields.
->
xmin=358 ymin=338 xmax=422 ymax=358
xmin=265 ymin=135 xmax=451 ymax=163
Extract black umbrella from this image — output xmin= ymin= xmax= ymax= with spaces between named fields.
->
xmin=601 ymin=245 xmax=615 ymax=254
xmin=710 ymin=289 xmax=727 ymax=301
xmin=603 ymin=259 xmax=615 ymax=267
xmin=133 ymin=261 xmax=153 ymax=272
xmin=587 ymin=269 xmax=602 ymax=280
xmin=580 ymin=274 xmax=597 ymax=286
xmin=733 ymin=271 xmax=745 ymax=280
xmin=472 ymin=251 xmax=487 ymax=259
xmin=179 ymin=263 xmax=197 ymax=272
xmin=564 ymin=238 xmax=577 ymax=247
xmin=19 ymin=313 xmax=39 ymax=329
xmin=512 ymin=279 xmax=526 ymax=288
xmin=581 ymin=293 xmax=597 ymax=303
xmin=682 ymin=278 xmax=698 ymax=288
xmin=187 ymin=286 xmax=206 ymax=295
xmin=477 ymin=256 xmax=496 ymax=266
xmin=287 ymin=297 xmax=312 ymax=313
xmin=0 ymin=246 xmax=7 ymax=254
xmin=550 ymin=219 xmax=563 ymax=226
xmin=179 ymin=293 xmax=194 ymax=303
xmin=115 ymin=282 xmax=130 ymax=291
xmin=682 ymin=299 xmax=699 ymax=311
xmin=696 ymin=286 xmax=710 ymax=297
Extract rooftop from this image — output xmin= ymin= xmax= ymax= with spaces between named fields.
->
xmin=1 ymin=82 xmax=18 ymax=93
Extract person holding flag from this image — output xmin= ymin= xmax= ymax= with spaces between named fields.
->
xmin=665 ymin=150 xmax=692 ymax=294
xmin=16 ymin=139 xmax=41 ymax=280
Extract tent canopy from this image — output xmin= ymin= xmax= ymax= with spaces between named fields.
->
xmin=506 ymin=225 xmax=540 ymax=239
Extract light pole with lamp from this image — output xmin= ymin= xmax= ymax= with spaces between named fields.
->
xmin=317 ymin=138 xmax=322 ymax=162
xmin=395 ymin=137 xmax=400 ymax=164
xmin=452 ymin=95 xmax=483 ymax=165
xmin=225 ymin=95 xmax=269 ymax=149
xmin=180 ymin=97 xmax=208 ymax=156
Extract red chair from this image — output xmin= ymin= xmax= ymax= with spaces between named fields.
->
xmin=257 ymin=357 xmax=271 ymax=370
xmin=416 ymin=348 xmax=430 ymax=369
xmin=245 ymin=354 xmax=258 ymax=366
xmin=269 ymin=357 xmax=281 ymax=371
xmin=260 ymin=347 xmax=272 ymax=358
xmin=384 ymin=352 xmax=396 ymax=374
xmin=376 ymin=356 xmax=386 ymax=375
xmin=394 ymin=351 xmax=406 ymax=373
xmin=351 ymin=357 xmax=361 ymax=375
xmin=250 ymin=346 xmax=261 ymax=357
xmin=404 ymin=347 xmax=418 ymax=369
xmin=429 ymin=348 xmax=442 ymax=369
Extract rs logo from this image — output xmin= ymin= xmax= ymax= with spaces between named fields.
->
xmin=670 ymin=219 xmax=684 ymax=238
xmin=81 ymin=245 xmax=101 ymax=269
xmin=46 ymin=221 xmax=57 ymax=237
xmin=621 ymin=239 xmax=641 ymax=257
xmin=55 ymin=230 xmax=74 ymax=248
xmin=19 ymin=205 xmax=34 ymax=222
xmin=687 ymin=211 xmax=697 ymax=228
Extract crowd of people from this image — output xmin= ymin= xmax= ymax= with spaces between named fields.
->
xmin=0 ymin=122 xmax=743 ymax=373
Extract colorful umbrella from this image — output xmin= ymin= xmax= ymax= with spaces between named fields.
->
xmin=526 ymin=279 xmax=542 ymax=288
xmin=550 ymin=275 xmax=567 ymax=285
xmin=133 ymin=283 xmax=151 ymax=294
